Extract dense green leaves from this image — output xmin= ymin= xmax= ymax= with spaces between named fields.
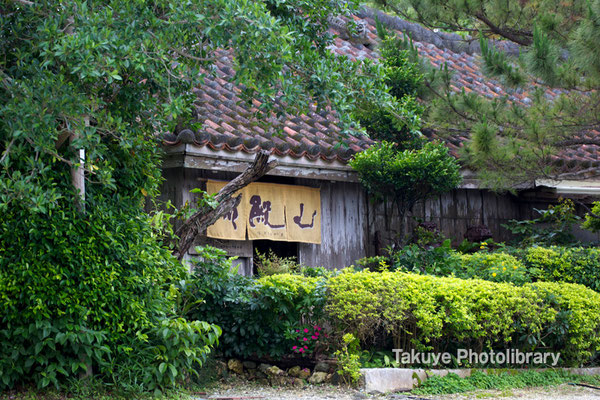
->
xmin=0 ymin=0 xmax=400 ymax=213
xmin=350 ymin=141 xmax=461 ymax=241
xmin=0 ymin=0 xmax=415 ymax=391
xmin=354 ymin=35 xmax=423 ymax=147
xmin=184 ymin=246 xmax=327 ymax=359
xmin=0 ymin=195 xmax=221 ymax=391
xmin=327 ymin=270 xmax=600 ymax=365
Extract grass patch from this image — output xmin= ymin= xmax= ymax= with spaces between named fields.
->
xmin=412 ymin=370 xmax=600 ymax=395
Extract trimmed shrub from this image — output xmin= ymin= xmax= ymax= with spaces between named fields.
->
xmin=326 ymin=270 xmax=600 ymax=365
xmin=529 ymin=281 xmax=600 ymax=363
xmin=524 ymin=246 xmax=600 ymax=291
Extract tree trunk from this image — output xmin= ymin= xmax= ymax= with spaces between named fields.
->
xmin=173 ymin=150 xmax=278 ymax=260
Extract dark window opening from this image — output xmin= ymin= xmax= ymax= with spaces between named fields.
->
xmin=252 ymin=240 xmax=299 ymax=275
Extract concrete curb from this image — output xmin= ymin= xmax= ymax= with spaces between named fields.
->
xmin=360 ymin=367 xmax=600 ymax=393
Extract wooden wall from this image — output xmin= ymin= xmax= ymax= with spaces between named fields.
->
xmin=160 ymin=167 xmax=599 ymax=272
xmin=295 ymin=179 xmax=368 ymax=270
xmin=367 ymin=189 xmax=522 ymax=254
xmin=159 ymin=167 xmax=369 ymax=271
xmin=366 ymin=188 xmax=599 ymax=255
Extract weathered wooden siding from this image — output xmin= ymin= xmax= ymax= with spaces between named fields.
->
xmin=159 ymin=168 xmax=368 ymax=271
xmin=296 ymin=180 xmax=368 ymax=269
xmin=161 ymin=166 xmax=600 ymax=272
xmin=367 ymin=188 xmax=523 ymax=254
xmin=366 ymin=188 xmax=600 ymax=255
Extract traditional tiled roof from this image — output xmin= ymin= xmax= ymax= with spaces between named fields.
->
xmin=163 ymin=7 xmax=600 ymax=169
xmin=161 ymin=49 xmax=374 ymax=163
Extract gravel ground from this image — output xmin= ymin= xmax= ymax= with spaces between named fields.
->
xmin=194 ymin=382 xmax=600 ymax=400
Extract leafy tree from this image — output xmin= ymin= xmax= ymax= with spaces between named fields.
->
xmin=349 ymin=141 xmax=462 ymax=244
xmin=372 ymin=0 xmax=600 ymax=189
xmin=0 ymin=0 xmax=412 ymax=391
xmin=350 ymin=33 xmax=461 ymax=242
xmin=354 ymin=27 xmax=424 ymax=148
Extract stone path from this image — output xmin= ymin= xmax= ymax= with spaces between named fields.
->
xmin=193 ymin=382 xmax=600 ymax=400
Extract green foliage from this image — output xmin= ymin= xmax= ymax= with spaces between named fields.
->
xmin=359 ymin=349 xmax=400 ymax=368
xmin=479 ymin=36 xmax=526 ymax=87
xmin=524 ymin=246 xmax=600 ymax=291
xmin=354 ymin=255 xmax=392 ymax=272
xmin=354 ymin=36 xmax=424 ymax=147
xmin=413 ymin=370 xmax=600 ymax=395
xmin=502 ymin=199 xmax=581 ymax=246
xmin=458 ymin=252 xmax=530 ymax=284
xmin=388 ymin=240 xmax=600 ymax=290
xmin=380 ymin=37 xmax=424 ymax=100
xmin=326 ymin=270 xmax=600 ymax=365
xmin=531 ymin=281 xmax=600 ymax=362
xmin=350 ymin=141 xmax=461 ymax=241
xmin=582 ymin=201 xmax=600 ymax=232
xmin=1 ymin=0 xmax=421 ymax=393
xmin=333 ymin=333 xmax=362 ymax=386
xmin=389 ymin=240 xmax=462 ymax=275
xmin=187 ymin=246 xmax=326 ymax=359
xmin=0 ymin=205 xmax=220 ymax=392
xmin=254 ymin=249 xmax=301 ymax=276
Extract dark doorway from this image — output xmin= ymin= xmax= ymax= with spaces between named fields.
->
xmin=252 ymin=240 xmax=299 ymax=275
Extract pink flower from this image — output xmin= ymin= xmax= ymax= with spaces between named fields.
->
xmin=296 ymin=329 xmax=300 ymax=333
xmin=311 ymin=335 xmax=318 ymax=340
xmin=303 ymin=337 xmax=308 ymax=341
xmin=299 ymin=348 xmax=305 ymax=353
xmin=304 ymin=345 xmax=308 ymax=349
xmin=304 ymin=328 xmax=309 ymax=333
xmin=314 ymin=326 xmax=321 ymax=331
xmin=292 ymin=346 xmax=297 ymax=350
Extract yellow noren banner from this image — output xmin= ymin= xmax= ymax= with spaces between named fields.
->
xmin=206 ymin=181 xmax=248 ymax=241
xmin=206 ymin=181 xmax=321 ymax=244
xmin=285 ymin=185 xmax=321 ymax=244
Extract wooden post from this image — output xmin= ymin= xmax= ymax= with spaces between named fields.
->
xmin=70 ymin=118 xmax=87 ymax=211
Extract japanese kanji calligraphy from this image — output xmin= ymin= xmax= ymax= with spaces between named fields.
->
xmin=205 ymin=180 xmax=321 ymax=244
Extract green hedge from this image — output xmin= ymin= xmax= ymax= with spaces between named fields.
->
xmin=458 ymin=252 xmax=529 ymax=284
xmin=326 ymin=270 xmax=600 ymax=365
xmin=187 ymin=247 xmax=600 ymax=365
xmin=524 ymin=246 xmax=600 ymax=291
xmin=390 ymin=244 xmax=600 ymax=290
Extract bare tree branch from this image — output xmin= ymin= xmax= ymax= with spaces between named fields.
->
xmin=170 ymin=47 xmax=211 ymax=63
xmin=11 ymin=0 xmax=34 ymax=6
xmin=173 ymin=150 xmax=278 ymax=260
xmin=574 ymin=199 xmax=600 ymax=220
xmin=0 ymin=139 xmax=15 ymax=164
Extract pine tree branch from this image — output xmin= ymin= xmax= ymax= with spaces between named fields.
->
xmin=473 ymin=12 xmax=532 ymax=46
